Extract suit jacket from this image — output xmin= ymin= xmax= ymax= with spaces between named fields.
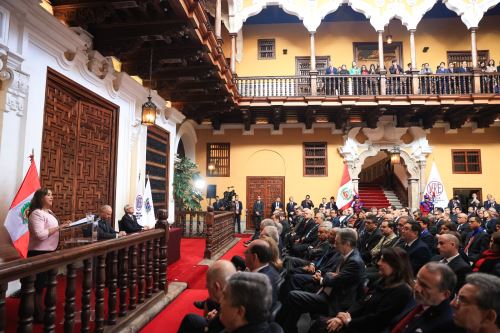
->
xmin=120 ymin=214 xmax=143 ymax=233
xmin=325 ymin=202 xmax=338 ymax=211
xmin=286 ymin=201 xmax=297 ymax=216
xmin=400 ymin=299 xmax=465 ymax=333
xmin=389 ymin=65 xmax=404 ymax=74
xmin=257 ymin=265 xmax=280 ymax=308
xmin=431 ymin=255 xmax=472 ymax=292
xmin=457 ymin=222 xmax=471 ymax=244
xmin=464 ymin=229 xmax=490 ymax=262
xmin=233 ymin=200 xmax=243 ymax=216
xmin=231 ymin=322 xmax=283 ymax=333
xmin=401 ymin=239 xmax=432 ymax=276
xmin=322 ymin=249 xmax=366 ymax=313
xmin=97 ymin=219 xmax=118 ymax=240
xmin=325 ymin=66 xmax=338 ymax=75
xmin=358 ymin=229 xmax=383 ymax=263
xmin=301 ymin=199 xmax=314 ymax=209
xmin=253 ymin=200 xmax=264 ymax=216
xmin=420 ymin=229 xmax=437 ymax=254
xmin=271 ymin=201 xmax=284 ymax=212
xmin=456 ymin=66 xmax=469 ymax=73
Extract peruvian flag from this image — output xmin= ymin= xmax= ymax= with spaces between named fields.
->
xmin=4 ymin=156 xmax=41 ymax=258
xmin=336 ymin=164 xmax=356 ymax=211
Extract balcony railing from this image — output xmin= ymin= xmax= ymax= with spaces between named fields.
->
xmin=236 ymin=73 xmax=500 ymax=97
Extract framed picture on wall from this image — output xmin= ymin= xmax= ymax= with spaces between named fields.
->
xmin=353 ymin=42 xmax=403 ymax=69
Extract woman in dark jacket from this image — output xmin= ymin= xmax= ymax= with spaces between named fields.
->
xmin=473 ymin=231 xmax=500 ymax=276
xmin=311 ymin=247 xmax=415 ymax=333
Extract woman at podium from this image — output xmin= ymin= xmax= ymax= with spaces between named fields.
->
xmin=27 ymin=187 xmax=69 ymax=322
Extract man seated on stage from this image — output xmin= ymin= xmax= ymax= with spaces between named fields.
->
xmin=120 ymin=204 xmax=149 ymax=234
xmin=178 ymin=260 xmax=237 ymax=333
xmin=93 ymin=205 xmax=126 ymax=240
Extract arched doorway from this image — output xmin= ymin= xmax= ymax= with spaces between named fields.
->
xmin=338 ymin=117 xmax=432 ymax=210
xmin=175 ymin=120 xmax=197 ymax=161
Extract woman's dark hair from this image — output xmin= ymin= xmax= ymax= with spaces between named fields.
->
xmin=491 ymin=232 xmax=500 ymax=254
xmin=379 ymin=247 xmax=414 ymax=288
xmin=28 ymin=188 xmax=49 ymax=217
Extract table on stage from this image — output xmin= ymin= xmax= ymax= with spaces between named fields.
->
xmin=168 ymin=227 xmax=182 ymax=265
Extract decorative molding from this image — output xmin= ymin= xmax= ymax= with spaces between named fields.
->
xmin=443 ymin=0 xmax=500 ymax=29
xmin=5 ymin=68 xmax=29 ymax=116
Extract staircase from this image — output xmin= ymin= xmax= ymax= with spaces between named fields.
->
xmin=358 ymin=184 xmax=403 ymax=209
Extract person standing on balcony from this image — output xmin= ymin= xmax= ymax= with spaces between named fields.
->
xmin=388 ymin=59 xmax=404 ymax=94
xmin=436 ymin=62 xmax=449 ymax=94
xmin=325 ymin=61 xmax=338 ymax=95
xmin=349 ymin=61 xmax=361 ymax=95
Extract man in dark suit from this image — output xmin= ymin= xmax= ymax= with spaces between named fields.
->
xmin=456 ymin=213 xmax=471 ymax=244
xmin=271 ymin=196 xmax=284 ymax=213
xmin=120 ymin=204 xmax=148 ymax=234
xmin=178 ymin=260 xmax=236 ymax=333
xmin=279 ymin=228 xmax=366 ymax=333
xmin=484 ymin=194 xmax=500 ymax=211
xmin=232 ymin=195 xmax=242 ymax=234
xmin=325 ymin=196 xmax=338 ymax=211
xmin=247 ymin=195 xmax=264 ymax=243
xmin=84 ymin=205 xmax=126 ymax=240
xmin=357 ymin=215 xmax=382 ymax=264
xmin=213 ymin=196 xmax=221 ymax=210
xmin=400 ymin=221 xmax=432 ymax=276
xmin=419 ymin=217 xmax=437 ymax=254
xmin=286 ymin=196 xmax=297 ymax=220
xmin=244 ymin=239 xmax=280 ymax=308
xmin=433 ymin=233 xmax=471 ymax=293
xmin=301 ymin=195 xmax=314 ymax=210
xmin=464 ymin=216 xmax=490 ymax=263
xmin=390 ymin=262 xmax=465 ymax=333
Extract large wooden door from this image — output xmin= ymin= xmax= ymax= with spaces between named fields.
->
xmin=245 ymin=176 xmax=285 ymax=230
xmin=41 ymin=69 xmax=118 ymax=222
xmin=146 ymin=125 xmax=170 ymax=214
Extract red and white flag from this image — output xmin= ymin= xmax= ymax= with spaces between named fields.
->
xmin=4 ymin=155 xmax=40 ymax=258
xmin=336 ymin=164 xmax=355 ymax=211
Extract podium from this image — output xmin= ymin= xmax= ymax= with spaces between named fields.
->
xmin=58 ymin=221 xmax=93 ymax=249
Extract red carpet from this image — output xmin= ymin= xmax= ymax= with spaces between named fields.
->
xmin=168 ymin=238 xmax=206 ymax=287
xmin=140 ymin=289 xmax=208 ymax=333
xmin=221 ymin=234 xmax=251 ymax=260
xmin=358 ymin=184 xmax=390 ymax=208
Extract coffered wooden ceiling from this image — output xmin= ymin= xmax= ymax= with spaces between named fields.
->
xmin=50 ymin=0 xmax=237 ymax=119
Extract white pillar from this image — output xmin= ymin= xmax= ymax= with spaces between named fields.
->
xmin=230 ymin=33 xmax=236 ymax=73
xmin=310 ymin=33 xmax=316 ymax=72
xmin=410 ymin=29 xmax=417 ymax=70
xmin=378 ymin=30 xmax=384 ymax=71
xmin=470 ymin=27 xmax=478 ymax=68
xmin=215 ymin=0 xmax=222 ymax=40
xmin=408 ymin=178 xmax=419 ymax=211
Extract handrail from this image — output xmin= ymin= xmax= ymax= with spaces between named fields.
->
xmin=392 ymin=174 xmax=409 ymax=208
xmin=204 ymin=210 xmax=235 ymax=259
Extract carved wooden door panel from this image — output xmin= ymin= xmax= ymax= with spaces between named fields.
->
xmin=245 ymin=177 xmax=285 ymax=230
xmin=41 ymin=69 xmax=118 ymax=222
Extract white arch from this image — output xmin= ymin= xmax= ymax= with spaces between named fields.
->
xmin=443 ymin=0 xmax=500 ymax=29
xmin=175 ymin=120 xmax=198 ymax=162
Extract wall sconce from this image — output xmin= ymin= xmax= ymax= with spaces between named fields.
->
xmin=283 ymin=49 xmax=288 ymax=55
xmin=386 ymin=34 xmax=393 ymax=44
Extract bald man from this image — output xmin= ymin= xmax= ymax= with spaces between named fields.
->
xmin=96 ymin=205 xmax=126 ymax=240
xmin=178 ymin=260 xmax=237 ymax=333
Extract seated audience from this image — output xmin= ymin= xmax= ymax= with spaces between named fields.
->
xmin=120 ymin=204 xmax=148 ymax=233
xmin=28 ymin=187 xmax=70 ymax=322
xmin=357 ymin=215 xmax=382 ymax=263
xmin=219 ymin=272 xmax=283 ymax=333
xmin=390 ymin=262 xmax=464 ymax=333
xmin=452 ymin=273 xmax=500 ymax=333
xmin=261 ymin=236 xmax=283 ymax=271
xmin=311 ymin=247 xmax=415 ymax=333
xmin=464 ymin=216 xmax=490 ymax=263
xmin=433 ymin=233 xmax=472 ymax=292
xmin=400 ymin=221 xmax=432 ymax=276
xmin=178 ymin=260 xmax=236 ymax=333
xmin=472 ymin=231 xmax=500 ymax=276
xmin=245 ymin=239 xmax=280 ymax=307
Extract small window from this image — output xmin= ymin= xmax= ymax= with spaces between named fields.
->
xmin=258 ymin=39 xmax=275 ymax=60
xmin=304 ymin=142 xmax=327 ymax=176
xmin=452 ymin=150 xmax=481 ymax=174
xmin=207 ymin=143 xmax=230 ymax=177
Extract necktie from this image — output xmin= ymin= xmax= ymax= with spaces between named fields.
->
xmin=441 ymin=258 xmax=448 ymax=264
xmin=464 ymin=236 xmax=475 ymax=254
xmin=390 ymin=304 xmax=425 ymax=333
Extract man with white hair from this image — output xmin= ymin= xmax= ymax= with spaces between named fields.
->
xmin=260 ymin=225 xmax=279 ymax=244
xmin=120 ymin=204 xmax=149 ymax=233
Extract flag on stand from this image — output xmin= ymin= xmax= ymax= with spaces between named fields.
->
xmin=143 ymin=176 xmax=156 ymax=228
xmin=336 ymin=164 xmax=356 ymax=211
xmin=424 ymin=161 xmax=449 ymax=209
xmin=4 ymin=155 xmax=41 ymax=258
xmin=135 ymin=173 xmax=144 ymax=226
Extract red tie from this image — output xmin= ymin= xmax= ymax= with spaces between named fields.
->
xmin=390 ymin=304 xmax=424 ymax=333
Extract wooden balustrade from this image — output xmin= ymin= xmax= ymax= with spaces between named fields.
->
xmin=174 ymin=210 xmax=206 ymax=237
xmin=204 ymin=209 xmax=235 ymax=259
xmin=235 ymin=72 xmax=497 ymax=97
xmin=0 ymin=209 xmax=170 ymax=333
xmin=392 ymin=174 xmax=409 ymax=208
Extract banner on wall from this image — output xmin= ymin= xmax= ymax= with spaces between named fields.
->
xmin=135 ymin=173 xmax=144 ymax=225
xmin=424 ymin=162 xmax=449 ymax=209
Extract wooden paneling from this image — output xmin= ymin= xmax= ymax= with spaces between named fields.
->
xmin=245 ymin=176 xmax=285 ymax=230
xmin=146 ymin=125 xmax=170 ymax=214
xmin=41 ymin=68 xmax=118 ymax=223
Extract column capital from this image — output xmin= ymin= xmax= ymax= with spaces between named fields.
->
xmin=469 ymin=27 xmax=478 ymax=32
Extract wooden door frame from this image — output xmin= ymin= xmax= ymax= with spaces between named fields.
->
xmin=245 ymin=176 xmax=285 ymax=230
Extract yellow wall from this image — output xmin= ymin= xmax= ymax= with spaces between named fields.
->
xmin=232 ymin=15 xmax=500 ymax=76
xmin=195 ymin=126 xmax=500 ymax=215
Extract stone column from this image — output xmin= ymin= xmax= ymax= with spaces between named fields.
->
xmin=352 ymin=178 xmax=360 ymax=194
xmin=408 ymin=178 xmax=419 ymax=211
xmin=309 ymin=32 xmax=318 ymax=96
xmin=470 ymin=27 xmax=481 ymax=93
xmin=230 ymin=33 xmax=237 ymax=73
xmin=215 ymin=0 xmax=222 ymax=40
xmin=310 ymin=32 xmax=316 ymax=72
xmin=418 ymin=160 xmax=426 ymax=201
xmin=378 ymin=30 xmax=386 ymax=95
xmin=409 ymin=29 xmax=420 ymax=94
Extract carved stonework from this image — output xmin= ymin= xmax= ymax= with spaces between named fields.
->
xmin=5 ymin=69 xmax=29 ymax=117
xmin=443 ymin=0 xmax=500 ymax=29
xmin=87 ymin=50 xmax=112 ymax=79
